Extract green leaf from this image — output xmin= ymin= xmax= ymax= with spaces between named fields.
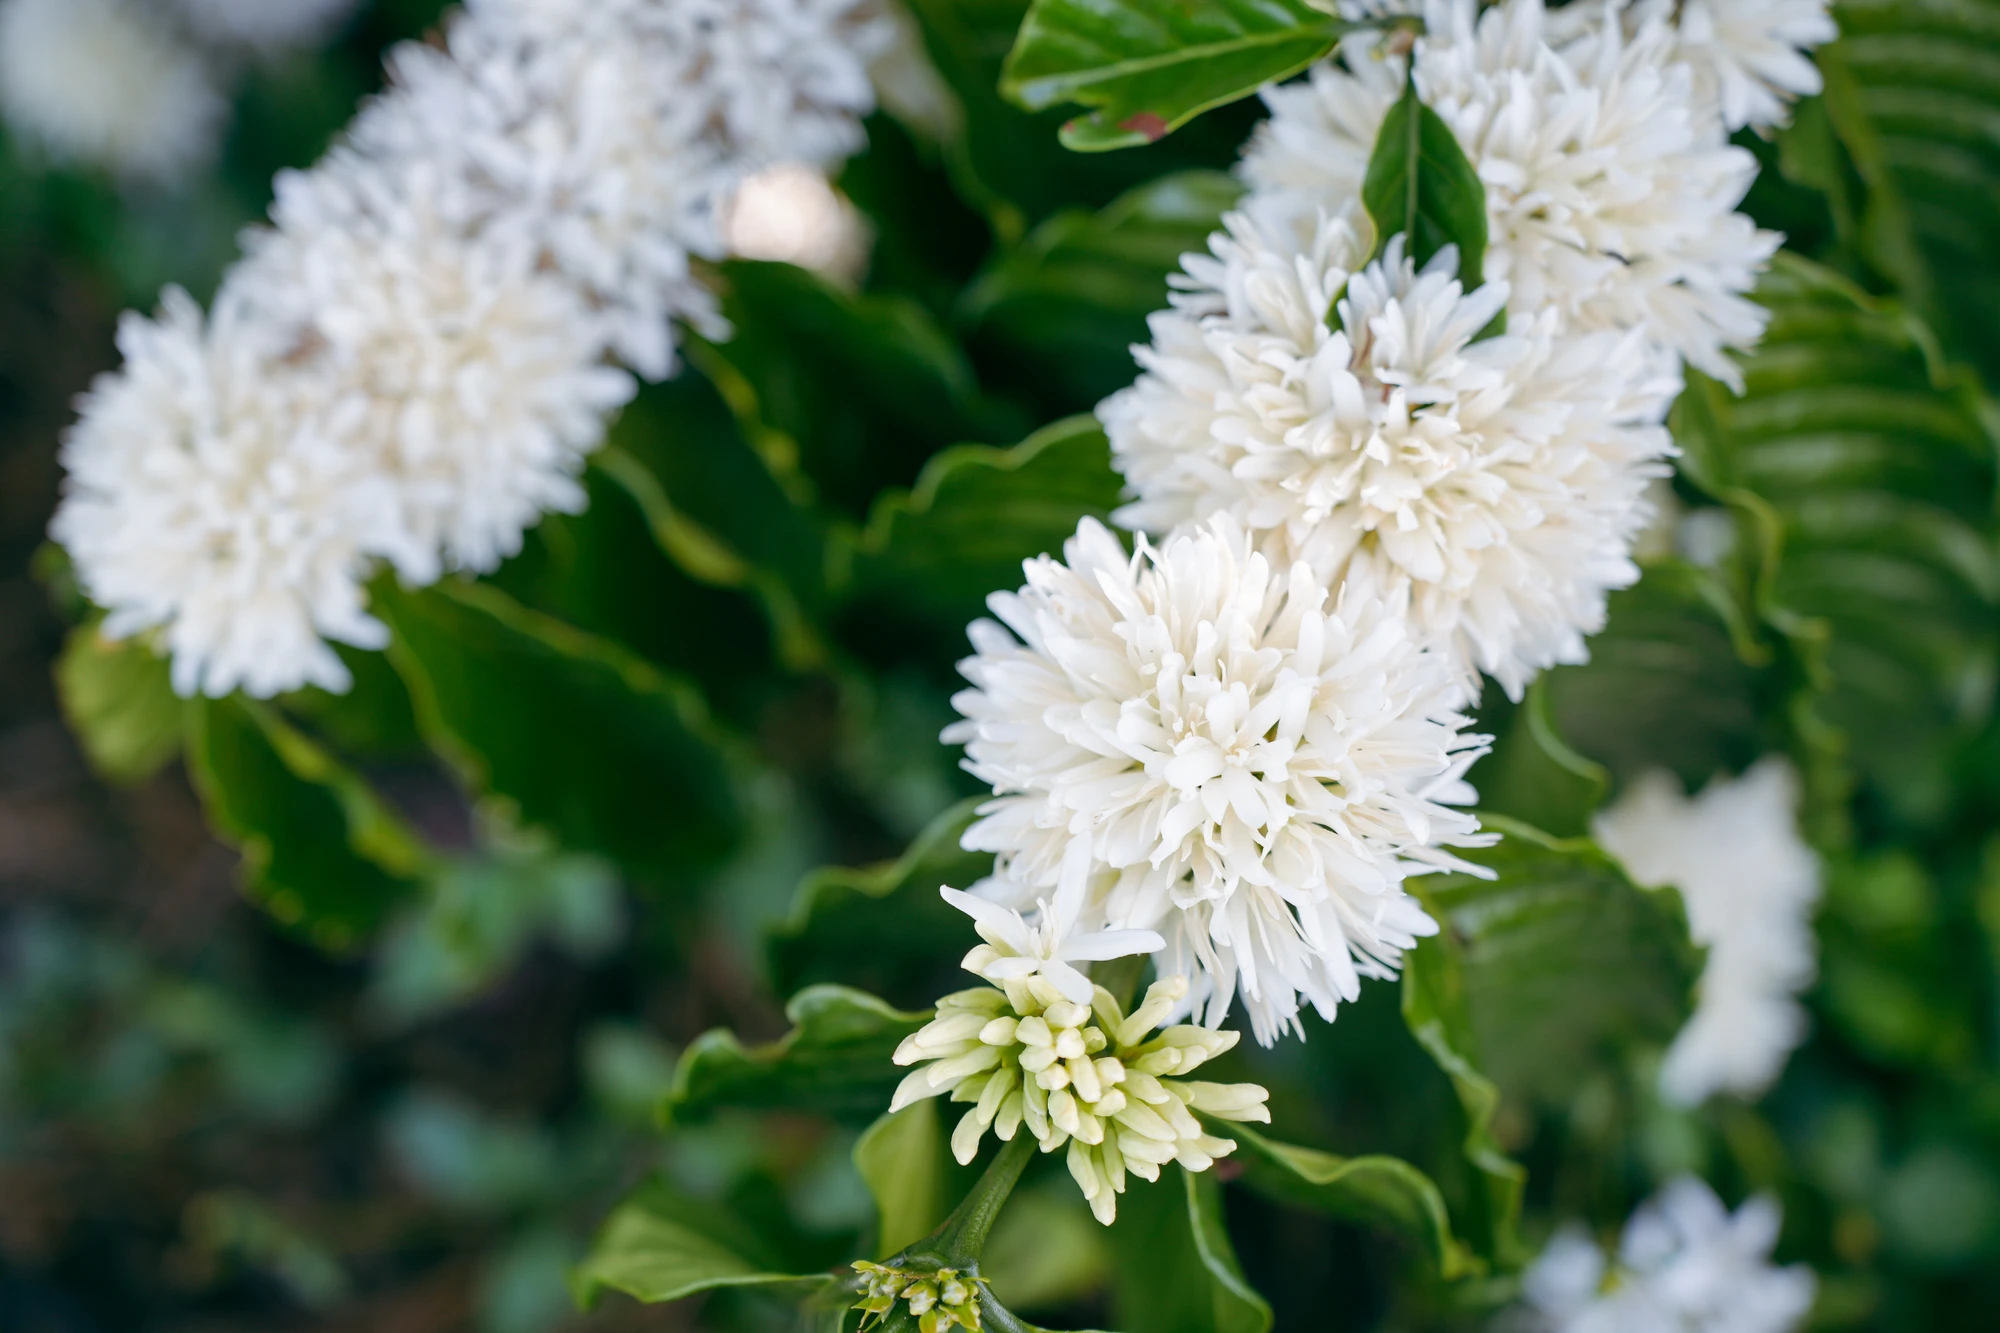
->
xmin=768 ymin=798 xmax=990 ymax=1004
xmin=186 ymin=697 xmax=428 ymax=949
xmin=54 ymin=623 xmax=182 ymax=784
xmin=375 ymin=579 xmax=745 ymax=882
xmin=1361 ymin=79 xmax=1490 ymax=282
xmin=1225 ymin=1123 xmax=1479 ymax=1280
xmin=961 ymin=170 xmax=1242 ymax=412
xmin=855 ymin=1102 xmax=969 ymax=1258
xmin=1108 ymin=1167 xmax=1270 ymax=1333
xmin=572 ymin=1178 xmax=835 ymax=1310
xmin=1001 ymin=0 xmax=1352 ymax=151
xmin=664 ymin=985 xmax=930 ymax=1124
xmin=840 ymin=416 xmax=1125 ymax=651
xmin=1471 ymin=675 xmax=1611 ymax=840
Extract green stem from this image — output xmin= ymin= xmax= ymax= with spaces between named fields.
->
xmin=893 ymin=1133 xmax=1036 ymax=1270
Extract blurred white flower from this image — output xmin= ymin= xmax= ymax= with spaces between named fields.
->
xmin=724 ymin=163 xmax=871 ymax=283
xmin=51 ymin=290 xmax=391 ymax=698
xmin=1103 ymin=215 xmax=1676 ymax=698
xmin=1512 ymin=1177 xmax=1816 ymax=1333
xmin=944 ymin=514 xmax=1492 ymax=1046
xmin=1242 ymin=0 xmax=1780 ymax=386
xmin=0 ymin=0 xmax=224 ymax=181
xmin=1594 ymin=759 xmax=1821 ymax=1105
xmin=170 ymin=0 xmax=360 ymax=52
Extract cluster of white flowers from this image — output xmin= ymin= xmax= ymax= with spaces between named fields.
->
xmin=52 ymin=0 xmax=892 ymax=697
xmin=0 ymin=0 xmax=362 ymax=181
xmin=1595 ymin=759 xmax=1821 ymax=1105
xmin=891 ymin=888 xmax=1271 ymax=1225
xmin=1510 ymin=1176 xmax=1816 ymax=1333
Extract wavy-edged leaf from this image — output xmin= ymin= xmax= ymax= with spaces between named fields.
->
xmin=1002 ymin=0 xmax=1352 ymax=151
xmin=769 ymin=799 xmax=989 ymax=1004
xmin=55 ymin=623 xmax=181 ymax=784
xmin=1471 ymin=675 xmax=1611 ymax=841
xmin=664 ymin=985 xmax=930 ymax=1125
xmin=1108 ymin=1167 xmax=1270 ymax=1333
xmin=375 ymin=580 xmax=744 ymax=882
xmin=1226 ymin=1123 xmax=1478 ymax=1280
xmin=186 ymin=697 xmax=428 ymax=950
xmin=962 ymin=170 xmax=1242 ymax=411
xmin=841 ymin=416 xmax=1124 ymax=652
xmin=573 ymin=1177 xmax=835 ymax=1310
xmin=1361 ymin=79 xmax=1489 ymax=284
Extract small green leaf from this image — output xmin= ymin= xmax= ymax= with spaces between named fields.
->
xmin=841 ymin=416 xmax=1125 ymax=651
xmin=55 ymin=623 xmax=182 ymax=784
xmin=1225 ymin=1123 xmax=1479 ymax=1280
xmin=1360 ymin=79 xmax=1489 ymax=284
xmin=572 ymin=1178 xmax=835 ymax=1310
xmin=375 ymin=580 xmax=745 ymax=883
xmin=1108 ymin=1167 xmax=1270 ymax=1333
xmin=855 ymin=1102 xmax=968 ymax=1259
xmin=186 ymin=697 xmax=428 ymax=949
xmin=664 ymin=985 xmax=930 ymax=1125
xmin=1001 ymin=0 xmax=1353 ymax=152
xmin=769 ymin=798 xmax=990 ymax=1003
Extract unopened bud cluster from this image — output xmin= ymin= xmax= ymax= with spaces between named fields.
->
xmin=892 ymin=967 xmax=1270 ymax=1224
xmin=853 ymin=1260 xmax=984 ymax=1332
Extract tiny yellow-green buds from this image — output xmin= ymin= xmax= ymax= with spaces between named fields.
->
xmin=893 ymin=972 xmax=1272 ymax=1223
xmin=853 ymin=1261 xmax=985 ymax=1332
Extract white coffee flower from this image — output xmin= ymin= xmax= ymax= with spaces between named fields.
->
xmin=942 ymin=851 xmax=1165 ymax=1007
xmin=944 ymin=514 xmax=1492 ymax=1046
xmin=1594 ymin=759 xmax=1821 ymax=1106
xmin=724 ymin=163 xmax=872 ymax=283
xmin=893 ymin=968 xmax=1270 ymax=1225
xmin=0 ymin=0 xmax=224 ymax=181
xmin=1512 ymin=1177 xmax=1816 ymax=1333
xmin=1242 ymin=0 xmax=1780 ymax=385
xmin=234 ymin=158 xmax=638 ymax=581
xmin=170 ymin=0 xmax=359 ymax=51
xmin=1104 ymin=215 xmax=1676 ymax=698
xmin=51 ymin=291 xmax=394 ymax=699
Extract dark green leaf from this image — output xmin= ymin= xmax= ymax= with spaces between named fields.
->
xmin=841 ymin=416 xmax=1125 ymax=651
xmin=768 ymin=799 xmax=989 ymax=1005
xmin=572 ymin=1177 xmax=835 ymax=1309
xmin=54 ymin=623 xmax=181 ymax=784
xmin=962 ymin=170 xmax=1242 ymax=412
xmin=186 ymin=697 xmax=428 ymax=949
xmin=1002 ymin=0 xmax=1352 ymax=151
xmin=1108 ymin=1166 xmax=1270 ymax=1333
xmin=1361 ymin=79 xmax=1490 ymax=284
xmin=1471 ymin=675 xmax=1610 ymax=840
xmin=375 ymin=579 xmax=744 ymax=882
xmin=664 ymin=985 xmax=930 ymax=1124
xmin=1226 ymin=1123 xmax=1478 ymax=1279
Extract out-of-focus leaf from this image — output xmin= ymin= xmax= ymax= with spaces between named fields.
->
xmin=1472 ymin=676 xmax=1610 ymax=841
xmin=1361 ymin=79 xmax=1490 ymax=283
xmin=55 ymin=623 xmax=181 ymax=784
xmin=769 ymin=799 xmax=987 ymax=1005
xmin=572 ymin=1177 xmax=835 ymax=1309
xmin=854 ymin=1101 xmax=965 ymax=1258
xmin=376 ymin=579 xmax=744 ymax=883
xmin=186 ymin=697 xmax=427 ymax=950
xmin=841 ymin=416 xmax=1124 ymax=651
xmin=664 ymin=985 xmax=929 ymax=1124
xmin=1002 ymin=0 xmax=1352 ymax=151
xmin=961 ymin=170 xmax=1241 ymax=411
xmin=282 ymin=646 xmax=428 ymax=760
xmin=705 ymin=260 xmax=1011 ymax=520
xmin=1226 ymin=1123 xmax=1478 ymax=1280
xmin=1675 ymin=254 xmax=2000 ymax=828
xmin=1108 ymin=1166 xmax=1271 ymax=1333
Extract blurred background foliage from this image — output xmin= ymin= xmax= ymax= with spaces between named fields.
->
xmin=5 ymin=1 xmax=2000 ymax=1330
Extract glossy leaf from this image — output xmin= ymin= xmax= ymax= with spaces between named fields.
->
xmin=55 ymin=624 xmax=181 ymax=784
xmin=1002 ymin=0 xmax=1352 ymax=151
xmin=1226 ymin=1123 xmax=1478 ymax=1279
xmin=186 ymin=697 xmax=428 ymax=950
xmin=664 ymin=985 xmax=930 ymax=1124
xmin=572 ymin=1177 xmax=835 ymax=1310
xmin=961 ymin=170 xmax=1241 ymax=411
xmin=1108 ymin=1166 xmax=1270 ymax=1333
xmin=768 ymin=799 xmax=989 ymax=1004
xmin=1361 ymin=79 xmax=1489 ymax=282
xmin=375 ymin=579 xmax=745 ymax=882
